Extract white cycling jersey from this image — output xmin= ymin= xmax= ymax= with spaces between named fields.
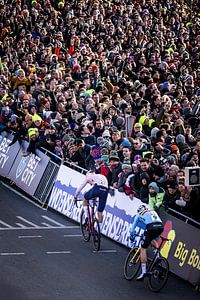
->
xmin=75 ymin=172 xmax=108 ymax=198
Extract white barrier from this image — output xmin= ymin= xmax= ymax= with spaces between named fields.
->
xmin=48 ymin=164 xmax=143 ymax=247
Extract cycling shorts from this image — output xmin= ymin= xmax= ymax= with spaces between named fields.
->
xmin=141 ymin=222 xmax=164 ymax=249
xmin=84 ymin=184 xmax=108 ymax=212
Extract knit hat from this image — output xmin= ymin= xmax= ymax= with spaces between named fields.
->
xmin=75 ymin=112 xmax=85 ymax=123
xmin=109 ymin=150 xmax=120 ymax=161
xmin=28 ymin=128 xmax=38 ymax=138
xmin=115 ymin=116 xmax=125 ymax=127
xmin=134 ymin=122 xmax=143 ymax=129
xmin=171 ymin=145 xmax=179 ymax=151
xmin=62 ymin=134 xmax=71 ymax=142
xmin=33 ymin=114 xmax=42 ymax=122
xmin=121 ymin=139 xmax=132 ymax=147
xmin=148 ymin=182 xmax=159 ymax=193
xmin=122 ymin=163 xmax=132 ymax=170
xmin=102 ymin=130 xmax=111 ymax=138
xmin=151 ymin=127 xmax=159 ymax=138
xmin=176 ymin=134 xmax=185 ymax=144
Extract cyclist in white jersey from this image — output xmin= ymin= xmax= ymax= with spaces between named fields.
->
xmin=74 ymin=171 xmax=109 ymax=222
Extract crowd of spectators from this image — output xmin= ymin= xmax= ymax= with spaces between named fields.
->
xmin=0 ymin=0 xmax=200 ymax=221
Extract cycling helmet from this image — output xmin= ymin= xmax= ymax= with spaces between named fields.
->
xmin=137 ymin=204 xmax=148 ymax=214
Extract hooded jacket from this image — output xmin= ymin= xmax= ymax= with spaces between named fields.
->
xmin=148 ymin=182 xmax=165 ymax=210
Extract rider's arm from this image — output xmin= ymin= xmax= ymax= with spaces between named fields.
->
xmin=74 ymin=178 xmax=89 ymax=198
xmin=130 ymin=214 xmax=140 ymax=235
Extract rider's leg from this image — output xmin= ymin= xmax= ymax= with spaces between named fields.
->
xmin=82 ymin=198 xmax=89 ymax=219
xmin=137 ymin=247 xmax=147 ymax=280
xmin=151 ymin=239 xmax=158 ymax=249
xmin=97 ymin=211 xmax=103 ymax=223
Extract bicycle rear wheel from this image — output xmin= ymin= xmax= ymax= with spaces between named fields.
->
xmin=92 ymin=218 xmax=101 ymax=251
xmin=148 ymin=257 xmax=169 ymax=292
xmin=80 ymin=210 xmax=91 ymax=242
xmin=124 ymin=247 xmax=141 ymax=280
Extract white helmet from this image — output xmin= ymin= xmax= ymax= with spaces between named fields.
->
xmin=137 ymin=204 xmax=148 ymax=214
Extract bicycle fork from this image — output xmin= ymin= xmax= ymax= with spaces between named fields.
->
xmin=130 ymin=248 xmax=141 ymax=264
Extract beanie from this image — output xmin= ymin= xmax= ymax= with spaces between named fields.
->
xmin=28 ymin=128 xmax=38 ymax=138
xmin=176 ymin=134 xmax=185 ymax=144
xmin=33 ymin=114 xmax=42 ymax=122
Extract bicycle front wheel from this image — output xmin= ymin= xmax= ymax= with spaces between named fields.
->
xmin=124 ymin=247 xmax=141 ymax=280
xmin=148 ymin=257 xmax=169 ymax=292
xmin=80 ymin=210 xmax=91 ymax=242
xmin=92 ymin=218 xmax=101 ymax=251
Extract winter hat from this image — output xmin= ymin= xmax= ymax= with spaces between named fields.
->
xmin=75 ymin=112 xmax=85 ymax=123
xmin=121 ymin=139 xmax=132 ymax=147
xmin=148 ymin=182 xmax=159 ymax=193
xmin=102 ymin=130 xmax=111 ymax=138
xmin=10 ymin=114 xmax=18 ymax=123
xmin=62 ymin=134 xmax=71 ymax=142
xmin=134 ymin=122 xmax=143 ymax=129
xmin=151 ymin=127 xmax=159 ymax=138
xmin=167 ymin=155 xmax=176 ymax=165
xmin=28 ymin=128 xmax=38 ymax=138
xmin=109 ymin=150 xmax=120 ymax=161
xmin=171 ymin=145 xmax=179 ymax=151
xmin=33 ymin=114 xmax=42 ymax=122
xmin=116 ymin=116 xmax=125 ymax=127
xmin=122 ymin=163 xmax=132 ymax=170
xmin=176 ymin=134 xmax=185 ymax=144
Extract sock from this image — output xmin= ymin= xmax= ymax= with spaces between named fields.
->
xmin=141 ymin=263 xmax=146 ymax=274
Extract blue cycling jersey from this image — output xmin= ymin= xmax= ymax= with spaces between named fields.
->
xmin=130 ymin=210 xmax=162 ymax=238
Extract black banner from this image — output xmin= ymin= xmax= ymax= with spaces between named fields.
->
xmin=0 ymin=133 xmax=21 ymax=177
xmin=158 ymin=210 xmax=200 ymax=286
xmin=8 ymin=141 xmax=50 ymax=196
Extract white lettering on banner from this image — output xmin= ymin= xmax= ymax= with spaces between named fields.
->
xmin=101 ymin=211 xmax=131 ymax=246
xmin=48 ymin=186 xmax=81 ymax=222
xmin=21 ymin=168 xmax=36 ymax=186
xmin=27 ymin=155 xmax=40 ymax=171
xmin=0 ymin=138 xmax=10 ymax=153
xmin=0 ymin=152 xmax=9 ymax=168
xmin=15 ymin=154 xmax=41 ymax=186
xmin=0 ymin=137 xmax=11 ymax=168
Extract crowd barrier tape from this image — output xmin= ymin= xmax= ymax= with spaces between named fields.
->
xmin=48 ymin=164 xmax=200 ymax=286
xmin=0 ymin=133 xmax=199 ymax=286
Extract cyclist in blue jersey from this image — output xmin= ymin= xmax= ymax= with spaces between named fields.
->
xmin=130 ymin=204 xmax=164 ymax=280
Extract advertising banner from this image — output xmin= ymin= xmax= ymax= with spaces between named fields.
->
xmin=8 ymin=141 xmax=50 ymax=195
xmin=158 ymin=211 xmax=200 ymax=286
xmin=48 ymin=164 xmax=143 ymax=247
xmin=48 ymin=165 xmax=200 ymax=286
xmin=0 ymin=133 xmax=20 ymax=177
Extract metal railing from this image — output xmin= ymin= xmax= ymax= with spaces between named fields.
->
xmin=168 ymin=208 xmax=200 ymax=228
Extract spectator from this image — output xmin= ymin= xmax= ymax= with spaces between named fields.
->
xmin=148 ymin=182 xmax=165 ymax=211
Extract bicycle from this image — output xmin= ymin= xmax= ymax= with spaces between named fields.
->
xmin=74 ymin=198 xmax=101 ymax=251
xmin=124 ymin=235 xmax=170 ymax=292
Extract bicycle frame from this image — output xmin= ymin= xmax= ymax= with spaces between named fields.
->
xmin=124 ymin=234 xmax=170 ymax=291
xmin=87 ymin=200 xmax=96 ymax=234
xmin=77 ymin=198 xmax=101 ymax=251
